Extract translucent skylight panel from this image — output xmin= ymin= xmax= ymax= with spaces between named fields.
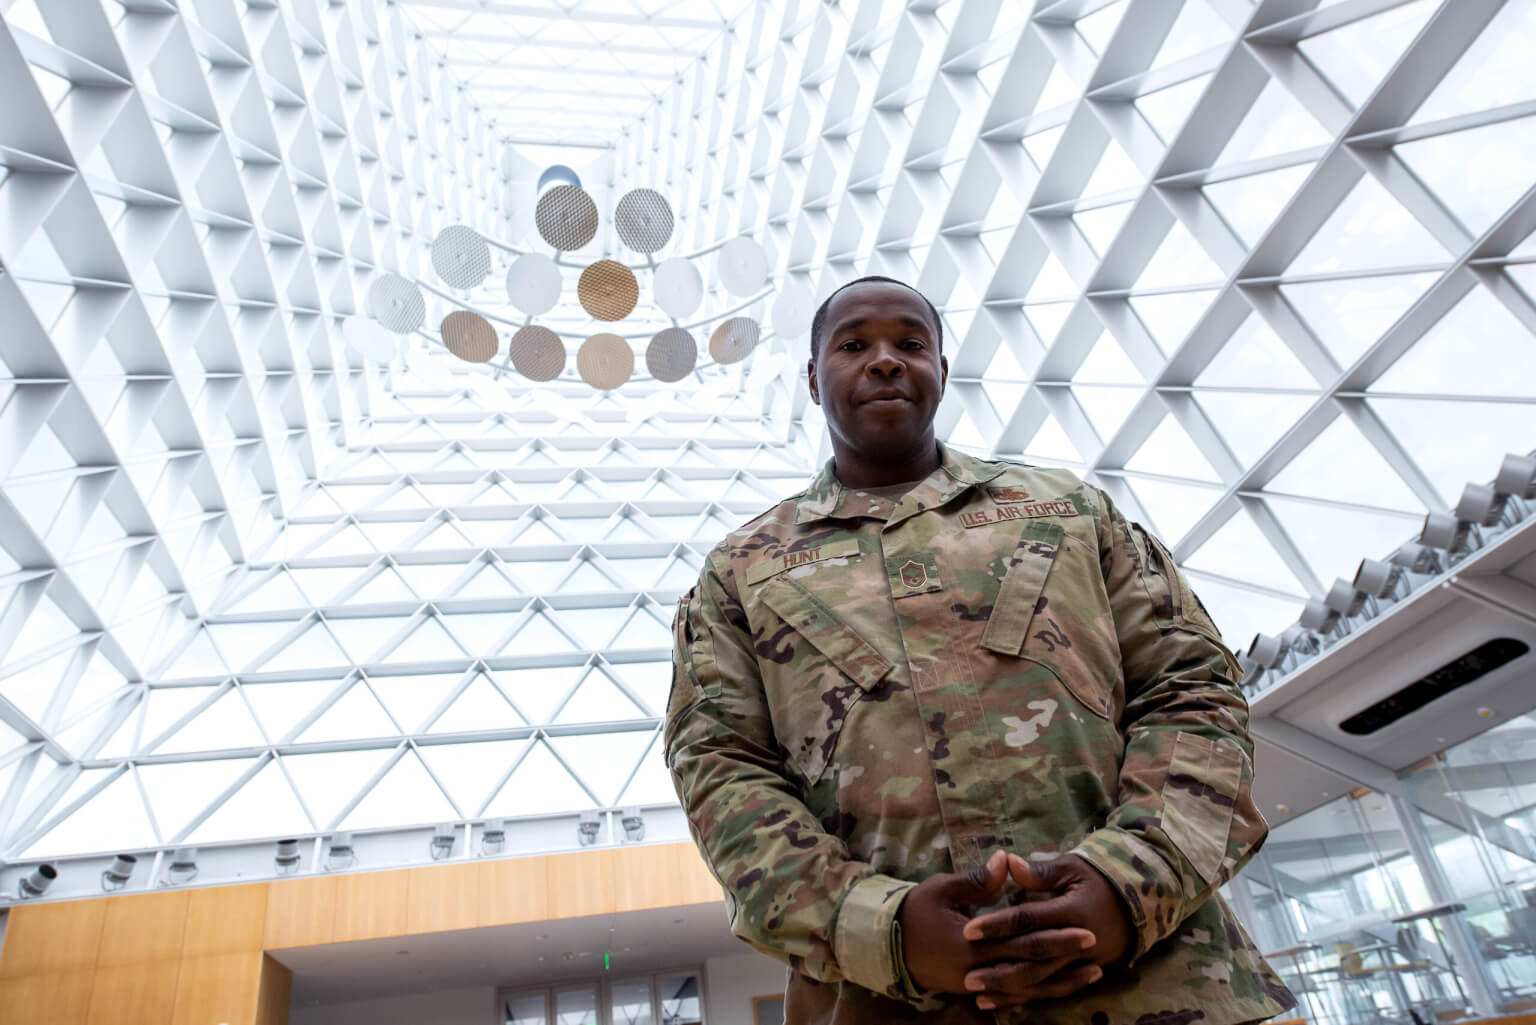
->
xmin=1297 ymin=0 xmax=1436 ymax=109
xmin=1204 ymin=163 xmax=1313 ymax=248
xmin=1126 ymin=415 xmax=1222 ymax=484
xmin=1396 ymin=115 xmax=1536 ymax=238
xmin=1367 ymin=397 xmax=1536 ymax=506
xmin=1279 ymin=272 xmax=1439 ymax=368
xmin=1369 ymin=286 xmax=1536 ymax=400
xmin=1181 ymin=572 xmax=1311 ymax=649
xmin=1134 ymin=74 xmax=1211 ymax=144
xmin=1264 ymin=416 xmax=1424 ymax=513
xmin=1148 ymin=0 xmax=1234 ymax=70
xmin=1264 ymin=495 xmax=1422 ymax=585
xmin=1124 ymin=476 xmax=1221 ymax=546
xmin=1411 ymin=0 xmax=1536 ymax=123
xmin=1288 ymin=176 xmax=1451 ymax=274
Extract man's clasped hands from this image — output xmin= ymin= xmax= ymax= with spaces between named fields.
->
xmin=897 ymin=851 xmax=1134 ymax=1011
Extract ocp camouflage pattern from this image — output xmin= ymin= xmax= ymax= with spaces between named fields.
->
xmin=666 ymin=445 xmax=1294 ymax=1025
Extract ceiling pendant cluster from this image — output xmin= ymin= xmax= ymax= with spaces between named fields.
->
xmin=344 ymin=168 xmax=815 ymax=391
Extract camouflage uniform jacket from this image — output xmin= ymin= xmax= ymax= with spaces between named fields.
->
xmin=666 ymin=446 xmax=1294 ymax=1025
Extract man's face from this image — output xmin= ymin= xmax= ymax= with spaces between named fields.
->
xmin=808 ymin=281 xmax=948 ymax=474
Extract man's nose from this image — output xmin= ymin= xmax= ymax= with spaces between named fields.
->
xmin=867 ymin=349 xmax=904 ymax=375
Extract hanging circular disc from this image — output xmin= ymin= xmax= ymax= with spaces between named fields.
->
xmin=578 ymin=332 xmax=635 ymax=390
xmin=341 ymin=315 xmax=398 ymax=362
xmin=646 ymin=327 xmax=697 ymax=383
xmin=506 ymin=253 xmax=562 ymax=315
xmin=578 ymin=260 xmax=640 ymax=321
xmin=614 ymin=188 xmax=674 ymax=254
xmin=771 ymin=281 xmax=816 ymax=339
xmin=509 ymin=324 xmax=566 ymax=382
xmin=441 ymin=310 xmax=499 ymax=363
xmin=718 ymin=237 xmax=769 ymax=297
xmin=369 ymin=273 xmax=426 ymax=334
xmin=710 ymin=317 xmax=761 ymax=365
xmin=431 ymin=225 xmax=493 ymax=289
xmin=535 ymin=185 xmax=599 ymax=251
xmin=652 ymin=257 xmax=703 ymax=318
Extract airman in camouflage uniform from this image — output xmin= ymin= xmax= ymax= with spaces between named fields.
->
xmin=666 ymin=278 xmax=1293 ymax=1025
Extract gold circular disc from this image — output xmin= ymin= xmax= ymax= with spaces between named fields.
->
xmin=441 ymin=310 xmax=498 ymax=363
xmin=510 ymin=325 xmax=567 ymax=382
xmin=578 ymin=332 xmax=635 ymax=390
xmin=578 ymin=260 xmax=640 ymax=321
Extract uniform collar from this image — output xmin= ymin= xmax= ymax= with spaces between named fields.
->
xmin=794 ymin=444 xmax=1008 ymax=525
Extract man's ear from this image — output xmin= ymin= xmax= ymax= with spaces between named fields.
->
xmin=940 ymin=354 xmax=949 ymax=394
xmin=807 ymin=359 xmax=820 ymax=406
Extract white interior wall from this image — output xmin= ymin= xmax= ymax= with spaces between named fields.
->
xmin=704 ymin=951 xmax=788 ymax=1025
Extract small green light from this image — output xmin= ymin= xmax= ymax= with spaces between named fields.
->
xmin=604 ymin=952 xmax=611 ymax=971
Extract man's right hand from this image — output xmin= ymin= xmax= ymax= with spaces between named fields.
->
xmin=897 ymin=851 xmax=1098 ymax=995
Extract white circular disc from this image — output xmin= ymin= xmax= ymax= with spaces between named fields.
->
xmin=341 ymin=315 xmax=397 ymax=362
xmin=646 ymin=327 xmax=697 ymax=383
xmin=718 ymin=237 xmax=768 ymax=297
xmin=369 ymin=273 xmax=426 ymax=334
xmin=510 ymin=325 xmax=566 ymax=382
xmin=431 ymin=225 xmax=492 ymax=289
xmin=771 ymin=281 xmax=816 ymax=339
xmin=578 ymin=332 xmax=635 ymax=390
xmin=709 ymin=317 xmax=761 ymax=365
xmin=614 ymin=188 xmax=674 ymax=254
xmin=506 ymin=253 xmax=562 ymax=315
xmin=653 ymin=257 xmax=703 ymax=318
xmin=441 ymin=310 xmax=499 ymax=363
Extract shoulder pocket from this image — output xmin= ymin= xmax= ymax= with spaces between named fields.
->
xmin=671 ymin=588 xmax=722 ymax=702
xmin=1130 ymin=523 xmax=1227 ymax=648
xmin=756 ymin=577 xmax=891 ymax=693
xmin=1160 ymin=732 xmax=1244 ymax=885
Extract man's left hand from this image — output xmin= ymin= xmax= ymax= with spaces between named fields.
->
xmin=959 ymin=853 xmax=1134 ymax=1010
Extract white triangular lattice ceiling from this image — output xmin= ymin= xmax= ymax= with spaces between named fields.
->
xmin=1 ymin=0 xmax=1534 ymax=859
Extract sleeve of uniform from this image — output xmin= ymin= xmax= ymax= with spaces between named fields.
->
xmin=1067 ymin=489 xmax=1266 ymax=963
xmin=665 ymin=553 xmax=918 ymax=997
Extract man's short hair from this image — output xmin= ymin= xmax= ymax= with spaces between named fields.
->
xmin=808 ymin=275 xmax=944 ymax=359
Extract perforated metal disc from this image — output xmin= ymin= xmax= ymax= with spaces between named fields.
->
xmin=341 ymin=315 xmax=398 ymax=362
xmin=535 ymin=185 xmax=599 ymax=251
xmin=578 ymin=260 xmax=640 ymax=321
xmin=652 ymin=257 xmax=703 ymax=318
xmin=718 ymin=237 xmax=769 ymax=297
xmin=772 ymin=281 xmax=816 ymax=339
xmin=431 ymin=225 xmax=492 ymax=289
xmin=578 ymin=333 xmax=635 ymax=390
xmin=710 ymin=317 xmax=761 ymax=365
xmin=510 ymin=325 xmax=566 ymax=382
xmin=441 ymin=310 xmax=498 ymax=363
xmin=506 ymin=253 xmax=562 ymax=315
xmin=646 ymin=327 xmax=697 ymax=383
xmin=614 ymin=188 xmax=674 ymax=254
xmin=369 ymin=273 xmax=426 ymax=334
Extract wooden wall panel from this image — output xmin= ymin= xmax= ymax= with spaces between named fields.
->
xmin=264 ymin=876 xmax=337 ymax=949
xmin=405 ymin=862 xmax=479 ymax=934
xmin=85 ymin=959 xmax=180 ymax=1025
xmin=613 ymin=842 xmax=682 ymax=913
xmin=0 ymin=969 xmax=94 ymax=1025
xmin=0 ymin=900 xmax=106 ymax=977
xmin=548 ymin=848 xmax=615 ymax=920
xmin=332 ymin=869 xmax=410 ymax=942
xmin=95 ymin=891 xmax=189 ymax=966
xmin=255 ymin=954 xmax=292 ymax=1025
xmin=171 ymin=951 xmax=263 ymax=1025
xmin=674 ymin=843 xmax=725 ymax=906
xmin=184 ymin=883 xmax=268 ymax=955
xmin=479 ymin=854 xmax=550 ymax=927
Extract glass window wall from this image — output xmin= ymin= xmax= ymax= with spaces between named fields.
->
xmin=503 ymin=971 xmax=704 ymax=1025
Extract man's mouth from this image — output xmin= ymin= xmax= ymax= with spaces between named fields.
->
xmin=861 ymin=391 xmax=912 ymax=405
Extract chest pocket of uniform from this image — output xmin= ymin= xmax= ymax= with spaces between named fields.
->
xmin=979 ymin=521 xmax=1111 ymax=719
xmin=755 ymin=576 xmax=892 ymax=784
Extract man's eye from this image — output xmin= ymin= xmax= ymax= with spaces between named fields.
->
xmin=901 ymin=338 xmax=925 ymax=348
xmin=839 ymin=339 xmax=863 ymax=350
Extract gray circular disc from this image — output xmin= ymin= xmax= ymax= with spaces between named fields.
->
xmin=578 ymin=332 xmax=635 ymax=390
xmin=772 ymin=281 xmax=816 ymax=339
xmin=369 ymin=273 xmax=426 ymax=334
xmin=506 ymin=253 xmax=562 ymax=315
xmin=718 ymin=237 xmax=769 ymax=297
xmin=646 ymin=327 xmax=697 ymax=383
xmin=614 ymin=188 xmax=674 ymax=254
xmin=710 ymin=317 xmax=761 ymax=365
xmin=441 ymin=310 xmax=498 ymax=363
xmin=341 ymin=315 xmax=397 ymax=362
xmin=431 ymin=225 xmax=492 ymax=289
xmin=652 ymin=257 xmax=703 ymax=318
xmin=510 ymin=325 xmax=566 ymax=382
xmin=535 ymin=185 xmax=599 ymax=251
